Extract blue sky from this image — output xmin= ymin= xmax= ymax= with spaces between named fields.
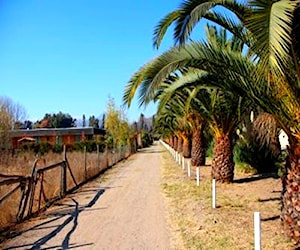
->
xmin=0 ymin=0 xmax=205 ymax=123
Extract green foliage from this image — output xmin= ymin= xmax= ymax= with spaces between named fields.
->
xmin=20 ymin=140 xmax=105 ymax=154
xmin=69 ymin=140 xmax=105 ymax=153
xmin=141 ymin=131 xmax=153 ymax=147
xmin=34 ymin=111 xmax=76 ymax=128
xmin=89 ymin=115 xmax=99 ymax=128
xmin=105 ymin=97 xmax=132 ymax=149
xmin=206 ymin=140 xmax=214 ymax=158
xmin=33 ymin=142 xmax=52 ymax=155
xmin=233 ymin=137 xmax=281 ymax=174
xmin=105 ymin=135 xmax=114 ymax=149
xmin=52 ymin=144 xmax=63 ymax=153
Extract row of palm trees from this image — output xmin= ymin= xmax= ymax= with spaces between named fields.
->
xmin=123 ymin=0 xmax=300 ymax=245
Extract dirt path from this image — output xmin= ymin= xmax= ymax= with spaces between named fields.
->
xmin=1 ymin=142 xmax=174 ymax=250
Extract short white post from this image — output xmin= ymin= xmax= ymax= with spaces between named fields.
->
xmin=196 ymin=167 xmax=200 ymax=186
xmin=178 ymin=154 xmax=181 ymax=165
xmin=188 ymin=160 xmax=191 ymax=177
xmin=212 ymin=179 xmax=216 ymax=209
xmin=182 ymin=157 xmax=185 ymax=169
xmin=175 ymin=151 xmax=178 ymax=162
xmin=254 ymin=212 xmax=261 ymax=250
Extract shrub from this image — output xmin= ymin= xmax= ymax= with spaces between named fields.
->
xmin=233 ymin=137 xmax=281 ymax=174
xmin=206 ymin=140 xmax=214 ymax=158
xmin=141 ymin=131 xmax=153 ymax=147
xmin=52 ymin=144 xmax=63 ymax=153
xmin=32 ymin=142 xmax=52 ymax=155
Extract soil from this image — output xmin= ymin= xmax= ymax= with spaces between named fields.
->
xmin=0 ymin=142 xmax=178 ymax=250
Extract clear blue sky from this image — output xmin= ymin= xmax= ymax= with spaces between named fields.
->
xmin=0 ymin=0 xmax=205 ymax=123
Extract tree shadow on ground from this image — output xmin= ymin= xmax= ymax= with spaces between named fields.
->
xmin=2 ymin=187 xmax=106 ymax=250
xmin=258 ymin=197 xmax=281 ymax=202
xmin=138 ymin=148 xmax=164 ymax=154
xmin=234 ymin=173 xmax=279 ymax=184
xmin=261 ymin=215 xmax=280 ymax=222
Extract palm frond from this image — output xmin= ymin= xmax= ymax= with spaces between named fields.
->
xmin=246 ymin=0 xmax=298 ymax=76
xmin=153 ymin=11 xmax=181 ymax=49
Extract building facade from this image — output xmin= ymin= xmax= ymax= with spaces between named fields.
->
xmin=10 ymin=127 xmax=105 ymax=149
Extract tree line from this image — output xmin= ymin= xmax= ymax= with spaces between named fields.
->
xmin=123 ymin=0 xmax=300 ymax=245
xmin=0 ymin=95 xmax=154 ymax=154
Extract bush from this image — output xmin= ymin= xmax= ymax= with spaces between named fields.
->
xmin=33 ymin=142 xmax=52 ymax=155
xmin=68 ymin=140 xmax=105 ymax=153
xmin=52 ymin=144 xmax=63 ymax=153
xmin=141 ymin=131 xmax=153 ymax=147
xmin=206 ymin=140 xmax=214 ymax=158
xmin=233 ymin=138 xmax=281 ymax=174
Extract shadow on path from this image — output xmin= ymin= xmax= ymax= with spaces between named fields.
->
xmin=3 ymin=188 xmax=105 ymax=250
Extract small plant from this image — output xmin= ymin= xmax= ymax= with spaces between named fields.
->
xmin=52 ymin=144 xmax=63 ymax=153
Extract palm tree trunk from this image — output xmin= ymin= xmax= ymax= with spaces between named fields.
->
xmin=191 ymin=127 xmax=206 ymax=166
xmin=211 ymin=132 xmax=234 ymax=183
xmin=281 ymin=146 xmax=300 ymax=245
xmin=182 ymin=135 xmax=191 ymax=158
xmin=173 ymin=136 xmax=178 ymax=151
xmin=177 ymin=136 xmax=183 ymax=153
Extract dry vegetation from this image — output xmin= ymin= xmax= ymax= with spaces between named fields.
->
xmin=0 ymin=148 xmax=131 ymax=234
xmin=160 ymin=150 xmax=295 ymax=249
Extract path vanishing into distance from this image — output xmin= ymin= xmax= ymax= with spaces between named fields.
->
xmin=1 ymin=141 xmax=179 ymax=250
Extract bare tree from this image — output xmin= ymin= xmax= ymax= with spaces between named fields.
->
xmin=0 ymin=96 xmax=27 ymax=154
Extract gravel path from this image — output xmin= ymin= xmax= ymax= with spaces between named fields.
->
xmin=1 ymin=142 xmax=173 ymax=250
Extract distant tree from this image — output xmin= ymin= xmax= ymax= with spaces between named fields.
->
xmin=82 ymin=114 xmax=86 ymax=127
xmin=138 ymin=113 xmax=145 ymax=131
xmin=35 ymin=112 xmax=76 ymax=128
xmin=132 ymin=122 xmax=138 ymax=133
xmin=100 ymin=113 xmax=105 ymax=130
xmin=20 ymin=120 xmax=33 ymax=129
xmin=0 ymin=96 xmax=27 ymax=150
xmin=0 ymin=96 xmax=27 ymax=130
xmin=105 ymin=97 xmax=131 ymax=149
xmin=89 ymin=115 xmax=99 ymax=128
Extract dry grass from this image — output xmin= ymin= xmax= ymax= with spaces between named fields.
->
xmin=161 ymin=150 xmax=295 ymax=250
xmin=0 ymin=148 xmax=131 ymax=232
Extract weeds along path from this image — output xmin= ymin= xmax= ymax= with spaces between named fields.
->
xmin=0 ymin=141 xmax=172 ymax=250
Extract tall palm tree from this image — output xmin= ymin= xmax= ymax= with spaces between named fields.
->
xmin=157 ymin=73 xmax=208 ymax=165
xmin=124 ymin=26 xmax=254 ymax=182
xmin=160 ymin=75 xmax=252 ymax=182
xmin=152 ymin=0 xmax=300 ymax=243
xmin=156 ymin=87 xmax=193 ymax=158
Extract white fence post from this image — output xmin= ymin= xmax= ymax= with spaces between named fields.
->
xmin=254 ymin=212 xmax=261 ymax=250
xmin=212 ymin=179 xmax=216 ymax=209
xmin=188 ymin=160 xmax=191 ymax=177
xmin=196 ymin=167 xmax=200 ymax=186
xmin=182 ymin=157 xmax=185 ymax=169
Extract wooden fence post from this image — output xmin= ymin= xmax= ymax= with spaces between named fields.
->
xmin=97 ymin=144 xmax=100 ymax=169
xmin=62 ymin=145 xmax=66 ymax=161
xmin=28 ymin=160 xmax=39 ymax=217
xmin=60 ymin=162 xmax=67 ymax=198
xmin=84 ymin=146 xmax=87 ymax=180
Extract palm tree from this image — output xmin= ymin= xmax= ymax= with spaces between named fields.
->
xmin=157 ymin=73 xmax=208 ymax=165
xmin=155 ymin=88 xmax=193 ymax=158
xmin=160 ymin=74 xmax=252 ymax=182
xmin=124 ymin=25 xmax=253 ymax=181
xmin=152 ymin=0 xmax=300 ymax=243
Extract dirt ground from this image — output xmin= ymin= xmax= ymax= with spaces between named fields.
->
xmin=0 ymin=142 xmax=178 ymax=250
